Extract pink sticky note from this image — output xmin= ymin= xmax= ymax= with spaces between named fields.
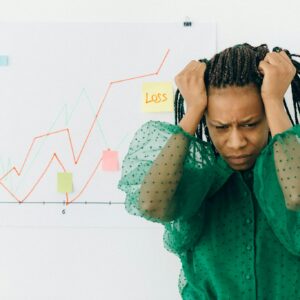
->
xmin=102 ymin=149 xmax=119 ymax=171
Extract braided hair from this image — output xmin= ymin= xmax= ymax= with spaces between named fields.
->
xmin=174 ymin=43 xmax=300 ymax=156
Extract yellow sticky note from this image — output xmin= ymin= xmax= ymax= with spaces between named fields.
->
xmin=142 ymin=82 xmax=173 ymax=112
xmin=57 ymin=172 xmax=73 ymax=193
xmin=102 ymin=149 xmax=119 ymax=171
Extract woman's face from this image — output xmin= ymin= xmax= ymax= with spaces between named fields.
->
xmin=205 ymin=83 xmax=270 ymax=171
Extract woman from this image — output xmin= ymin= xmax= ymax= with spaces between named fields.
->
xmin=118 ymin=43 xmax=300 ymax=299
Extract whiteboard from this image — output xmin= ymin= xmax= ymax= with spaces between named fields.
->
xmin=0 ymin=22 xmax=216 ymax=227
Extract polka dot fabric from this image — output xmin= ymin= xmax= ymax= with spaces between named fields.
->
xmin=118 ymin=121 xmax=300 ymax=299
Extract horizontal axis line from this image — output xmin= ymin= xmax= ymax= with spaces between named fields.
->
xmin=0 ymin=201 xmax=124 ymax=205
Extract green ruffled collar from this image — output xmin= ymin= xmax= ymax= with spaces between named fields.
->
xmin=216 ymin=154 xmax=254 ymax=181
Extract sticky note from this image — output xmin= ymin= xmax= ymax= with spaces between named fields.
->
xmin=102 ymin=149 xmax=119 ymax=171
xmin=57 ymin=172 xmax=73 ymax=193
xmin=142 ymin=82 xmax=174 ymax=112
xmin=0 ymin=56 xmax=9 ymax=66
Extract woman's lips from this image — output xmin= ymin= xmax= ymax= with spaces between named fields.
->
xmin=227 ymin=155 xmax=251 ymax=164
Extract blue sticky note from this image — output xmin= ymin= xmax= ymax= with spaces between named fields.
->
xmin=0 ymin=56 xmax=9 ymax=66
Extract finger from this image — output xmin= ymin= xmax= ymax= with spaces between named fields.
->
xmin=264 ymin=52 xmax=284 ymax=65
xmin=177 ymin=60 xmax=205 ymax=78
xmin=183 ymin=60 xmax=203 ymax=71
xmin=177 ymin=61 xmax=197 ymax=74
xmin=280 ymin=52 xmax=297 ymax=76
xmin=279 ymin=50 xmax=291 ymax=62
xmin=189 ymin=60 xmax=207 ymax=72
xmin=192 ymin=60 xmax=206 ymax=68
xmin=258 ymin=60 xmax=269 ymax=75
xmin=279 ymin=50 xmax=293 ymax=65
xmin=272 ymin=51 xmax=295 ymax=75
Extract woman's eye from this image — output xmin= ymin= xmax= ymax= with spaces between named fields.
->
xmin=215 ymin=123 xmax=257 ymax=129
xmin=243 ymin=123 xmax=256 ymax=128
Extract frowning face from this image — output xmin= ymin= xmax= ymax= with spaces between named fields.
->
xmin=205 ymin=83 xmax=270 ymax=171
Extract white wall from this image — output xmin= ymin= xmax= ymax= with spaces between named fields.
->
xmin=0 ymin=1 xmax=299 ymax=300
xmin=1 ymin=0 xmax=300 ymax=52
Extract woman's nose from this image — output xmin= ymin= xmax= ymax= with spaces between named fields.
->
xmin=227 ymin=128 xmax=247 ymax=150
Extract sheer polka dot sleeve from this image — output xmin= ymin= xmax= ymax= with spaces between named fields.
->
xmin=117 ymin=120 xmax=217 ymax=225
xmin=254 ymin=124 xmax=300 ymax=256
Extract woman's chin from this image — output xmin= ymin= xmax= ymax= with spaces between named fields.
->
xmin=226 ymin=158 xmax=255 ymax=171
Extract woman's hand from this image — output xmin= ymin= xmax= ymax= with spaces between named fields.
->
xmin=258 ymin=50 xmax=296 ymax=105
xmin=174 ymin=60 xmax=208 ymax=113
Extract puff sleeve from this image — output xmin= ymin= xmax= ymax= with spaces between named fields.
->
xmin=118 ymin=120 xmax=233 ymax=254
xmin=254 ymin=125 xmax=300 ymax=256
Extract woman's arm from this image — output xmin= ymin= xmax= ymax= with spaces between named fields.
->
xmin=139 ymin=109 xmax=205 ymax=221
xmin=264 ymin=100 xmax=300 ymax=210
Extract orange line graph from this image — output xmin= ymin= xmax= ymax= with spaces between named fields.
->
xmin=0 ymin=49 xmax=171 ymax=205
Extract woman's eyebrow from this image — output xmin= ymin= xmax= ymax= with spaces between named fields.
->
xmin=210 ymin=116 xmax=261 ymax=125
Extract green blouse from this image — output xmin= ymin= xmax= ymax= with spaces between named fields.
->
xmin=118 ymin=120 xmax=300 ymax=299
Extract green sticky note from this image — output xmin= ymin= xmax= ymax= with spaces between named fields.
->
xmin=57 ymin=172 xmax=73 ymax=193
xmin=0 ymin=56 xmax=9 ymax=66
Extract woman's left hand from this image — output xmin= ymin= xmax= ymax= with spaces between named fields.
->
xmin=258 ymin=50 xmax=296 ymax=105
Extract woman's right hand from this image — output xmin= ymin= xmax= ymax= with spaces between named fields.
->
xmin=174 ymin=60 xmax=208 ymax=113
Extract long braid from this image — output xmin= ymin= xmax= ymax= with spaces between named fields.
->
xmin=289 ymin=51 xmax=300 ymax=124
xmin=174 ymin=43 xmax=300 ymax=156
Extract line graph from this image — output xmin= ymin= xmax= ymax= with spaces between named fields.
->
xmin=8 ymin=88 xmax=128 ymax=196
xmin=0 ymin=49 xmax=170 ymax=206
